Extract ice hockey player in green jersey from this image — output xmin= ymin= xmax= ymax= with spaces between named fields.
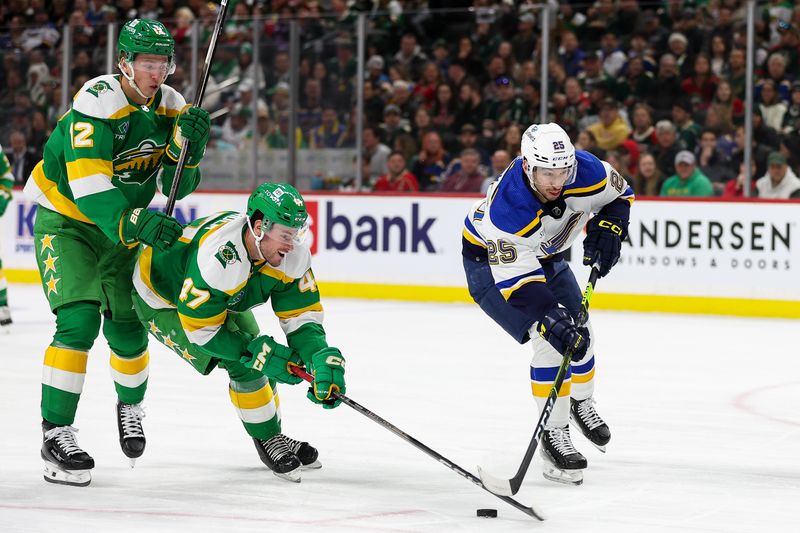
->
xmin=0 ymin=146 xmax=13 ymax=332
xmin=23 ymin=19 xmax=211 ymax=486
xmin=131 ymin=182 xmax=346 ymax=482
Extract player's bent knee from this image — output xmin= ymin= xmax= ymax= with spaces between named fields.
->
xmin=54 ymin=301 xmax=102 ymax=351
xmin=104 ymin=319 xmax=148 ymax=356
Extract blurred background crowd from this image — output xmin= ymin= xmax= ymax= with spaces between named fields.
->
xmin=2 ymin=0 xmax=800 ymax=198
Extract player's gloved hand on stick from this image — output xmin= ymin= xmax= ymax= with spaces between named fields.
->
xmin=582 ymin=215 xmax=625 ymax=277
xmin=536 ymin=306 xmax=589 ymax=361
xmin=119 ymin=208 xmax=182 ymax=250
xmin=165 ymin=105 xmax=211 ymax=166
xmin=0 ymin=187 xmax=11 ymax=216
xmin=307 ymin=346 xmax=346 ymax=409
xmin=242 ymin=335 xmax=303 ymax=384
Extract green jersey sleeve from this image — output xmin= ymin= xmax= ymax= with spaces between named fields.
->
xmin=62 ymin=109 xmax=134 ymax=242
xmin=257 ymin=246 xmax=329 ymax=363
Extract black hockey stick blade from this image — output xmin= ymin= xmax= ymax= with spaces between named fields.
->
xmin=477 ymin=267 xmax=600 ymax=497
xmin=288 ymin=364 xmax=545 ymax=520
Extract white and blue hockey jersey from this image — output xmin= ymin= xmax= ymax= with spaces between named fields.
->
xmin=462 ymin=150 xmax=634 ymax=317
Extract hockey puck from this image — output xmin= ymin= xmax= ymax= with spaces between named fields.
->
xmin=476 ymin=509 xmax=498 ymax=518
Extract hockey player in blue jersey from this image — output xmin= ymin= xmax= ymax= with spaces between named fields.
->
xmin=462 ymin=123 xmax=634 ymax=485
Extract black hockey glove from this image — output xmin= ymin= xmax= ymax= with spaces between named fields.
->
xmin=583 ymin=215 xmax=624 ymax=277
xmin=537 ymin=306 xmax=589 ymax=361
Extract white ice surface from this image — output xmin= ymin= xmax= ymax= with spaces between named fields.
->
xmin=1 ymin=283 xmax=798 ymax=532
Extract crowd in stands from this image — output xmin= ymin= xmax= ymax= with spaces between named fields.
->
xmin=2 ymin=0 xmax=800 ymax=199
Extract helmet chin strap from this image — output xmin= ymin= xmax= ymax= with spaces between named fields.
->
xmin=119 ymin=59 xmax=151 ymax=101
xmin=246 ymin=217 xmax=267 ymax=261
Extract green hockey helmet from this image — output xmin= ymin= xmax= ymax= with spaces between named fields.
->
xmin=247 ymin=182 xmax=309 ymax=232
xmin=118 ymin=19 xmax=175 ymax=72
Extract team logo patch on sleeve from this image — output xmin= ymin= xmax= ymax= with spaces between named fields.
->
xmin=86 ymin=80 xmax=112 ymax=97
xmin=215 ymin=241 xmax=242 ymax=267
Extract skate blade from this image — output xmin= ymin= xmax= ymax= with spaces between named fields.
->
xmin=301 ymin=459 xmax=322 ymax=470
xmin=273 ymin=467 xmax=302 ymax=483
xmin=43 ymin=462 xmax=92 ymax=487
xmin=569 ymin=418 xmax=608 ymax=453
xmin=540 ymin=452 xmax=585 ymax=486
xmin=541 ymin=463 xmax=584 ymax=486
xmin=128 ymin=457 xmax=137 ymax=469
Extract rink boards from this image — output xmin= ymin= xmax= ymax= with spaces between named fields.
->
xmin=2 ymin=190 xmax=799 ymax=318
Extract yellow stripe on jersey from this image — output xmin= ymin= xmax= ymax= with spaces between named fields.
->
xmin=515 ymin=209 xmax=543 ymax=237
xmin=224 ymin=278 xmax=249 ymax=296
xmin=274 ymin=302 xmax=324 ymax=319
xmin=259 ymin=264 xmax=295 ymax=283
xmin=44 ymin=346 xmax=88 ymax=373
xmin=229 ymin=383 xmax=275 ymax=409
xmin=564 ymin=177 xmax=607 ymax=197
xmin=156 ymin=105 xmax=181 ymax=118
xmin=462 ymin=228 xmax=486 ymax=247
xmin=109 ymin=350 xmax=149 ymax=375
xmin=500 ymin=277 xmax=546 ymax=300
xmin=178 ymin=309 xmax=228 ymax=331
xmin=65 ymin=158 xmax=113 ymax=181
xmin=108 ymin=104 xmax=141 ymax=120
xmin=137 ymin=247 xmax=174 ymax=306
xmin=30 ymin=162 xmax=94 ymax=224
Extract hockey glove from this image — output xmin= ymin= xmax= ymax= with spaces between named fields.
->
xmin=242 ymin=335 xmax=304 ymax=384
xmin=0 ymin=186 xmax=11 ymax=217
xmin=119 ymin=208 xmax=182 ymax=250
xmin=536 ymin=306 xmax=589 ymax=361
xmin=307 ymin=346 xmax=346 ymax=409
xmin=165 ymin=105 xmax=211 ymax=167
xmin=583 ymin=215 xmax=624 ymax=277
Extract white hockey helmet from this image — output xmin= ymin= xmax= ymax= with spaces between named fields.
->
xmin=520 ymin=123 xmax=577 ymax=188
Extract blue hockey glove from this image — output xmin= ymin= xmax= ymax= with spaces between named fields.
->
xmin=537 ymin=306 xmax=589 ymax=361
xmin=583 ymin=215 xmax=624 ymax=277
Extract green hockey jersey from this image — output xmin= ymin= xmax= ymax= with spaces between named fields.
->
xmin=133 ymin=211 xmax=329 ymax=362
xmin=23 ymin=74 xmax=191 ymax=242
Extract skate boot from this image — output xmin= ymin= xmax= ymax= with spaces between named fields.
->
xmin=281 ymin=434 xmax=321 ymax=470
xmin=116 ymin=401 xmax=146 ymax=466
xmin=0 ymin=305 xmax=11 ymax=333
xmin=253 ymin=434 xmax=302 ymax=482
xmin=540 ymin=425 xmax=586 ymax=485
xmin=570 ymin=397 xmax=611 ymax=452
xmin=41 ymin=420 xmax=94 ymax=486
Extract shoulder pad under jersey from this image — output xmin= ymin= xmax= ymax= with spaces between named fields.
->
xmin=156 ymin=83 xmax=187 ymax=118
xmin=72 ymin=75 xmax=131 ymax=120
xmin=562 ymin=150 xmax=608 ymax=198
xmin=195 ymin=213 xmax=251 ymax=295
xmin=488 ymin=157 xmax=545 ymax=238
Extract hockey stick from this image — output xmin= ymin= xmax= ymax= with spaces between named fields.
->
xmin=478 ymin=266 xmax=600 ymax=497
xmin=165 ymin=0 xmax=230 ymax=216
xmin=289 ymin=365 xmax=545 ymax=521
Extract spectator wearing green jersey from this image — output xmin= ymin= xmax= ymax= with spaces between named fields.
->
xmin=660 ymin=150 xmax=714 ymax=197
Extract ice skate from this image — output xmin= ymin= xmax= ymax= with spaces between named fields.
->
xmin=41 ymin=421 xmax=94 ymax=486
xmin=570 ymin=397 xmax=611 ymax=452
xmin=253 ymin=434 xmax=302 ymax=482
xmin=281 ymin=434 xmax=321 ymax=470
xmin=540 ymin=425 xmax=586 ymax=485
xmin=116 ymin=401 xmax=146 ymax=467
xmin=0 ymin=305 xmax=11 ymax=333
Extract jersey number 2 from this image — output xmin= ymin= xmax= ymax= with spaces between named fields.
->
xmin=71 ymin=122 xmax=94 ymax=148
xmin=179 ymin=278 xmax=210 ymax=309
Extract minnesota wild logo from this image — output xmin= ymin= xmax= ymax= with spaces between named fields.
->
xmin=87 ymin=80 xmax=112 ymax=98
xmin=215 ymin=241 xmax=241 ymax=268
xmin=113 ymin=139 xmax=166 ymax=185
